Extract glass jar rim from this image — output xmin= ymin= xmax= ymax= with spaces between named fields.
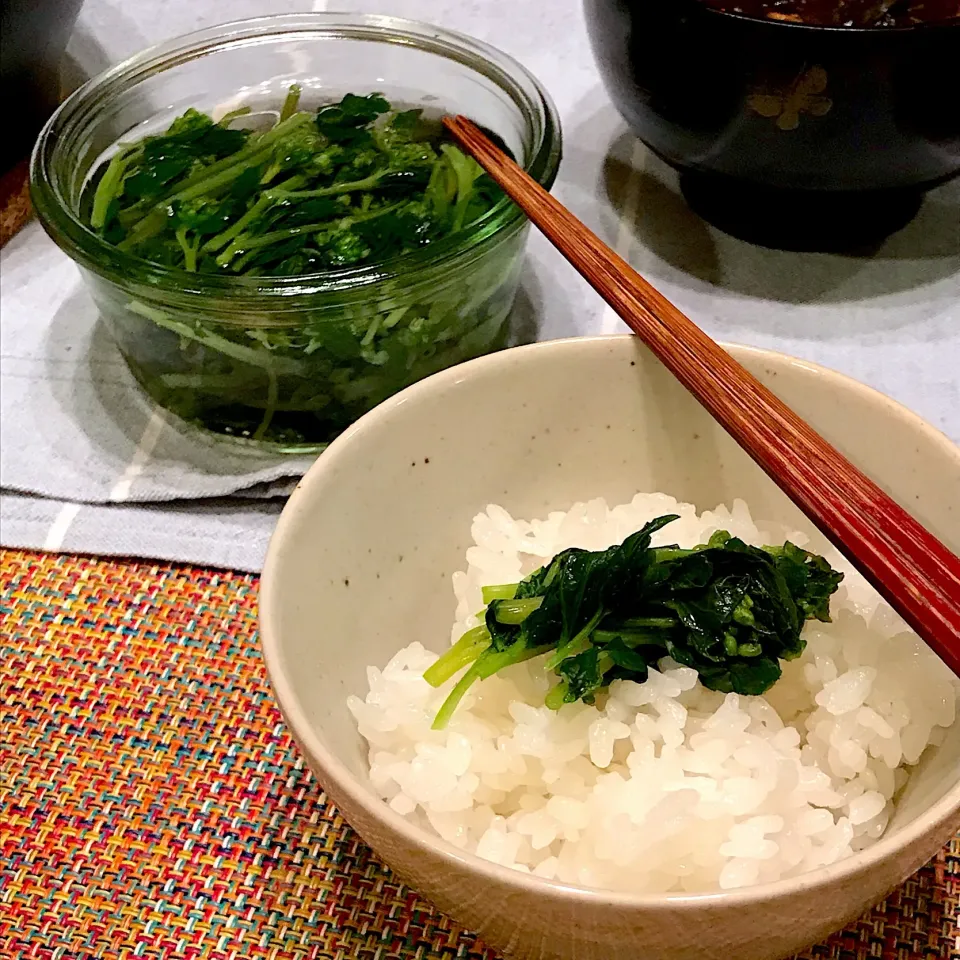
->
xmin=30 ymin=12 xmax=562 ymax=303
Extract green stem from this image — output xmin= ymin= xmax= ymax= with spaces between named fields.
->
xmin=175 ymin=226 xmax=198 ymax=272
xmin=359 ymin=313 xmax=383 ymax=347
xmin=127 ymin=301 xmax=306 ymax=376
xmin=259 ymin=161 xmax=283 ymax=186
xmin=228 ymin=248 xmax=260 ymax=273
xmin=158 ymin=372 xmax=330 ymax=411
xmin=481 ymin=583 xmax=518 ymax=604
xmin=120 ymin=113 xmax=313 ymax=244
xmin=651 ymin=547 xmax=694 ymax=563
xmin=117 ymin=146 xmax=275 ymax=252
xmin=172 ymin=149 xmax=275 ymax=206
xmin=381 ymin=305 xmax=410 ymax=331
xmin=620 ymin=617 xmax=678 ymax=629
xmin=441 ymin=144 xmax=482 ymax=232
xmin=217 ymin=106 xmax=252 ymax=127
xmin=217 ymin=201 xmax=402 ymax=267
xmin=544 ymin=682 xmax=569 ymax=711
xmin=493 ymin=597 xmax=543 ymax=625
xmin=474 ymin=642 xmax=554 ymax=679
xmin=546 ymin=652 xmax=613 ymax=711
xmin=423 ymin=624 xmax=491 ymax=688
xmin=544 ymin=608 xmax=605 ymax=672
xmin=279 ymin=84 xmax=302 ymax=123
xmin=431 ymin=665 xmax=483 ymax=731
xmin=90 ymin=145 xmax=141 ymax=230
xmin=265 ymin=171 xmax=389 ymax=201
xmin=215 ymin=222 xmax=329 ymax=267
xmin=117 ymin=203 xmax=151 ymax=228
xmin=166 ymin=112 xmax=311 ymax=199
xmin=203 ymin=174 xmax=306 ymax=254
xmin=430 ymin=641 xmax=552 ymax=730
xmin=252 ymin=361 xmax=279 ymax=441
xmin=592 ymin=629 xmax=670 ymax=648
xmin=115 ymin=209 xmax=168 ymax=251
xmin=541 ymin=557 xmax=562 ymax=590
xmin=425 ymin=158 xmax=454 ymax=220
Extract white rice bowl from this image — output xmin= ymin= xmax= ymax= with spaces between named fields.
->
xmin=347 ymin=493 xmax=957 ymax=894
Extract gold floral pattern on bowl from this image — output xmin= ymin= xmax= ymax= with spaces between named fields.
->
xmin=747 ymin=64 xmax=832 ymax=130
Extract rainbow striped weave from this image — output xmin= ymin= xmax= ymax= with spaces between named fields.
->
xmin=1 ymin=550 xmax=957 ymax=959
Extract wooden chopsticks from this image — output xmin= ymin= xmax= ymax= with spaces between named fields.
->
xmin=443 ymin=114 xmax=960 ymax=677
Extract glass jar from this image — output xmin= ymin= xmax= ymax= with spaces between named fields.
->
xmin=31 ymin=13 xmax=562 ymax=451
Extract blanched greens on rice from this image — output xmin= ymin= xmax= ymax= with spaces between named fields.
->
xmin=348 ymin=495 xmax=957 ymax=892
xmin=426 ymin=514 xmax=844 ymax=729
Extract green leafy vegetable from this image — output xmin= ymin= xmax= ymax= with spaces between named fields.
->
xmin=83 ymin=89 xmax=518 ymax=446
xmin=89 ymin=91 xmax=495 ymax=275
xmin=425 ymin=517 xmax=844 ymax=728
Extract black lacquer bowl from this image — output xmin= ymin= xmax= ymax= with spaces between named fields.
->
xmin=584 ymin=0 xmax=960 ymax=248
xmin=1 ymin=0 xmax=84 ymax=174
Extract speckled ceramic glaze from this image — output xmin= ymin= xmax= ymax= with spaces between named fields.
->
xmin=260 ymin=336 xmax=960 ymax=960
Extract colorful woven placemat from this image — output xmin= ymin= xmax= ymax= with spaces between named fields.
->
xmin=1 ymin=549 xmax=958 ymax=960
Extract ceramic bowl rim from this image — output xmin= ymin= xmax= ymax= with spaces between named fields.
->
xmin=260 ymin=334 xmax=960 ymax=911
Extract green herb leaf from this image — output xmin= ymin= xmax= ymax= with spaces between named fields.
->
xmin=315 ymin=92 xmax=390 ymax=145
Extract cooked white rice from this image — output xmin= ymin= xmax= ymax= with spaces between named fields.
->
xmin=347 ymin=493 xmax=957 ymax=893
